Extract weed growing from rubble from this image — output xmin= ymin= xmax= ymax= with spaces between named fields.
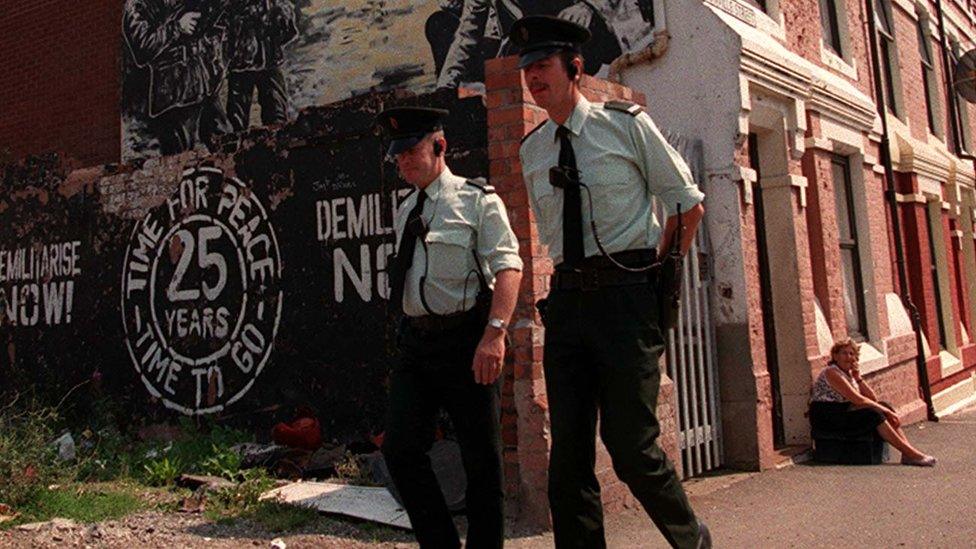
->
xmin=142 ymin=456 xmax=183 ymax=487
xmin=0 ymin=396 xmax=72 ymax=510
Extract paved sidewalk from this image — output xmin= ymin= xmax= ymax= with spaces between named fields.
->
xmin=508 ymin=403 xmax=976 ymax=548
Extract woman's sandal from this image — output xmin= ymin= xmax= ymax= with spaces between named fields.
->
xmin=901 ymin=454 xmax=937 ymax=467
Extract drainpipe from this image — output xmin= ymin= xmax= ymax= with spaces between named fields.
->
xmin=864 ymin=0 xmax=938 ymax=420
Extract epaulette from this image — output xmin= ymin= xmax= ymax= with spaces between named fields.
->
xmin=604 ymin=100 xmax=644 ymax=116
xmin=520 ymin=120 xmax=548 ymax=144
xmin=465 ymin=178 xmax=495 ymax=194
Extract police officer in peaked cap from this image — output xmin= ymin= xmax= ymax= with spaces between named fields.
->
xmin=376 ymin=105 xmax=523 ymax=548
xmin=514 ymin=15 xmax=711 ymax=549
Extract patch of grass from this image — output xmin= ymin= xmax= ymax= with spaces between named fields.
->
xmin=243 ymin=501 xmax=319 ymax=532
xmin=1 ymin=485 xmax=143 ymax=529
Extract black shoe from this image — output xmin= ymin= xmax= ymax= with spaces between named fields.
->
xmin=696 ymin=520 xmax=712 ymax=549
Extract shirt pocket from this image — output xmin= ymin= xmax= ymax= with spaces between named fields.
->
xmin=425 ymin=228 xmax=473 ymax=280
xmin=583 ymin=159 xmax=643 ymax=218
xmin=585 ymin=159 xmax=636 ymax=194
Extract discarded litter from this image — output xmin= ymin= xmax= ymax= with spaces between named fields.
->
xmin=53 ymin=432 xmax=75 ymax=462
xmin=261 ymin=481 xmax=412 ymax=529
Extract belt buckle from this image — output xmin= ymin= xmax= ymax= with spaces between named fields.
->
xmin=580 ymin=269 xmax=599 ymax=291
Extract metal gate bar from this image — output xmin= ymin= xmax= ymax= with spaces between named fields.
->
xmin=659 ymin=133 xmax=723 ymax=478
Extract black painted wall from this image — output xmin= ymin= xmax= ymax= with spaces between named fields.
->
xmin=0 ymin=89 xmax=487 ymax=446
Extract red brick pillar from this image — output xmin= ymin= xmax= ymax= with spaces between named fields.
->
xmin=486 ymin=56 xmax=682 ymax=529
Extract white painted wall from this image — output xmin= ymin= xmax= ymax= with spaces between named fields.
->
xmin=617 ymin=0 xmax=748 ymax=329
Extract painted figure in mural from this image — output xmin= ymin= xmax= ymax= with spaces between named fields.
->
xmin=515 ymin=16 xmax=710 ymax=549
xmin=123 ymin=0 xmax=231 ymax=155
xmin=376 ymin=106 xmax=523 ymax=548
xmin=432 ymin=0 xmax=640 ymax=89
xmin=224 ymin=0 xmax=299 ymax=132
xmin=427 ymin=0 xmax=501 ymax=85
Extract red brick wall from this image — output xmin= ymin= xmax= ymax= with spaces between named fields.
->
xmin=0 ymin=1 xmax=121 ymax=166
xmin=865 ymin=153 xmax=894 ymax=338
xmin=892 ymin=4 xmax=934 ymax=141
xmin=782 ymin=0 xmax=823 ymax=65
xmin=780 ymin=0 xmax=874 ymax=98
xmin=898 ymin=179 xmax=944 ymax=355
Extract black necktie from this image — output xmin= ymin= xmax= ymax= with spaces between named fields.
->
xmin=557 ymin=126 xmax=584 ymax=268
xmin=389 ymin=190 xmax=427 ymax=310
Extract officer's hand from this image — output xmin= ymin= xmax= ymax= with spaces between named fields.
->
xmin=179 ymin=12 xmax=201 ymax=34
xmin=472 ymin=330 xmax=505 ymax=385
xmin=558 ymin=3 xmax=595 ymax=29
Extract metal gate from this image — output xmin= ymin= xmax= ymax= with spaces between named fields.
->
xmin=660 ymin=132 xmax=723 ymax=477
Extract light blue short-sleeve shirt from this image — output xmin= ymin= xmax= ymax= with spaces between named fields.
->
xmin=519 ymin=96 xmax=704 ymax=266
xmin=393 ymin=167 xmax=523 ymax=317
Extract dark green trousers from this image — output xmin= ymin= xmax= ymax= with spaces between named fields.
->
xmin=382 ymin=312 xmax=504 ymax=549
xmin=543 ymin=284 xmax=699 ymax=548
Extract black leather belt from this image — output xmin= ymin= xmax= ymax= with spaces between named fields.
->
xmin=406 ymin=307 xmax=480 ymax=333
xmin=552 ymin=249 xmax=658 ymax=291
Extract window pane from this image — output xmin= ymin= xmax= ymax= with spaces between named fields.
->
xmin=924 ymin=68 xmax=938 ymax=132
xmin=840 ymin=249 xmax=864 ymax=336
xmin=879 ymin=40 xmax=898 ymax=114
xmin=875 ymin=0 xmax=893 ymax=34
xmin=821 ymin=0 xmax=842 ymax=54
xmin=916 ymin=21 xmax=933 ymax=65
xmin=832 ymin=160 xmax=853 ymax=241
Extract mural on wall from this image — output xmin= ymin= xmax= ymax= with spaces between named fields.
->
xmin=121 ymin=0 xmax=657 ymax=159
xmin=120 ymin=166 xmax=283 ymax=415
xmin=1 ymin=241 xmax=82 ymax=328
xmin=1 ymin=90 xmax=487 ymax=443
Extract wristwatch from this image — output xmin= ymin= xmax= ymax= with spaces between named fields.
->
xmin=487 ymin=318 xmax=507 ymax=330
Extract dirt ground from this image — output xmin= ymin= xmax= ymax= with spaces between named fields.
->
xmin=0 ymin=510 xmax=419 ymax=548
xmin=4 ymin=403 xmax=974 ymax=548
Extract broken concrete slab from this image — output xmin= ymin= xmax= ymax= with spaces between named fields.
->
xmin=261 ymin=481 xmax=411 ymax=530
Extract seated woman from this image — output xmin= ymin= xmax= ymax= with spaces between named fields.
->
xmin=810 ymin=338 xmax=936 ymax=466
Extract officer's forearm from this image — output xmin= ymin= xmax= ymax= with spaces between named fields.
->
xmin=487 ymin=268 xmax=522 ymax=335
xmin=658 ymin=203 xmax=704 ymax=256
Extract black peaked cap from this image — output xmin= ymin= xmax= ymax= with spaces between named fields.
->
xmin=509 ymin=15 xmax=591 ymax=69
xmin=376 ymin=106 xmax=449 ymax=155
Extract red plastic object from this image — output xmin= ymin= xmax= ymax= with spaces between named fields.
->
xmin=272 ymin=416 xmax=322 ymax=451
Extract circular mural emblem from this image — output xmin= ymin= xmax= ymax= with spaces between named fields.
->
xmin=121 ymin=166 xmax=282 ymax=415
